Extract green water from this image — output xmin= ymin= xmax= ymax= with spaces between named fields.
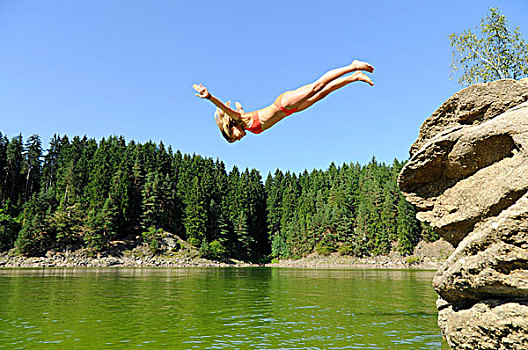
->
xmin=0 ymin=268 xmax=448 ymax=349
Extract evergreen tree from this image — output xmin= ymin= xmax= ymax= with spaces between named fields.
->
xmin=108 ymin=167 xmax=131 ymax=234
xmin=271 ymin=230 xmax=290 ymax=258
xmin=0 ymin=202 xmax=21 ymax=251
xmin=183 ymin=177 xmax=207 ymax=247
xmin=128 ymin=151 xmax=145 ymax=233
xmin=233 ymin=211 xmax=252 ymax=258
xmin=49 ymin=202 xmax=85 ymax=249
xmin=84 ymin=197 xmax=119 ymax=250
xmin=23 ymin=134 xmax=42 ymax=201
xmin=41 ymin=135 xmax=63 ymax=194
xmin=355 ymin=161 xmax=383 ymax=256
xmin=265 ymin=170 xmax=283 ymax=243
xmin=86 ymin=137 xmax=112 ymax=210
xmin=396 ymin=194 xmax=421 ymax=255
xmin=15 ymin=191 xmax=57 ymax=256
xmin=2 ymin=135 xmax=24 ymax=207
xmin=0 ymin=134 xmax=8 ymax=204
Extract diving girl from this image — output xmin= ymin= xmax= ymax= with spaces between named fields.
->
xmin=193 ymin=60 xmax=374 ymax=143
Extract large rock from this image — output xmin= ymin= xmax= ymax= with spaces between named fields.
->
xmin=437 ymin=299 xmax=528 ymax=350
xmin=433 ymin=192 xmax=528 ymax=304
xmin=409 ymin=79 xmax=528 ymax=156
xmin=397 ymin=79 xmax=528 ymax=349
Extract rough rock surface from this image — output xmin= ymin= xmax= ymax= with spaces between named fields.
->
xmin=437 ymin=299 xmax=528 ymax=350
xmin=409 ymin=79 xmax=528 ymax=155
xmin=397 ymin=79 xmax=528 ymax=349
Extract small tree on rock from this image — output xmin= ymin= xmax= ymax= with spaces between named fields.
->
xmin=449 ymin=7 xmax=528 ymax=86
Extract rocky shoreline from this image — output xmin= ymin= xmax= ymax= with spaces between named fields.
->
xmin=0 ymin=239 xmax=452 ymax=270
xmin=0 ymin=248 xmax=251 ymax=268
xmin=268 ymin=254 xmax=442 ymax=270
xmin=0 ymin=253 xmax=442 ymax=269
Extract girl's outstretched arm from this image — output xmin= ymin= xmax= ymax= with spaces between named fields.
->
xmin=193 ymin=84 xmax=242 ymax=121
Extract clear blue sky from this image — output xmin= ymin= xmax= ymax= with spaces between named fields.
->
xmin=1 ymin=0 xmax=527 ymax=176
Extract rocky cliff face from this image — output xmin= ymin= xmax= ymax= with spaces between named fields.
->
xmin=398 ymin=79 xmax=528 ymax=349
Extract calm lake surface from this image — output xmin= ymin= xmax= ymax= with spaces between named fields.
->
xmin=0 ymin=268 xmax=448 ymax=349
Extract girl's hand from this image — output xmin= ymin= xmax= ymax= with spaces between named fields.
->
xmin=235 ymin=102 xmax=245 ymax=114
xmin=193 ymin=83 xmax=211 ymax=99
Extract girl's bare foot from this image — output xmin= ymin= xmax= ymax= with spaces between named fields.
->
xmin=352 ymin=71 xmax=374 ymax=86
xmin=351 ymin=60 xmax=374 ymax=73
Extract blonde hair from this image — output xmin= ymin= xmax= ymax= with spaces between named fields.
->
xmin=214 ymin=102 xmax=236 ymax=143
xmin=216 ymin=100 xmax=253 ymax=143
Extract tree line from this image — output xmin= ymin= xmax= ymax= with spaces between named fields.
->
xmin=0 ymin=132 xmax=436 ymax=260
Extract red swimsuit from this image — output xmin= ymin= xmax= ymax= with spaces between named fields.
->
xmin=244 ymin=94 xmax=298 ymax=134
xmin=274 ymin=93 xmax=298 ymax=116
xmin=244 ymin=111 xmax=263 ymax=134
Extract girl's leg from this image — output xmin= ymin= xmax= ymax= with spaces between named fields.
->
xmin=296 ymin=71 xmax=373 ymax=111
xmin=280 ymin=60 xmax=373 ymax=109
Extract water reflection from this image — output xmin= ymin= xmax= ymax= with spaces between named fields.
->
xmin=0 ymin=268 xmax=448 ymax=349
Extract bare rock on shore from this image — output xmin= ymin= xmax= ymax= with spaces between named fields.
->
xmin=437 ymin=299 xmax=528 ymax=350
xmin=0 ymin=244 xmax=239 ymax=268
xmin=433 ymin=192 xmax=528 ymax=304
xmin=409 ymin=79 xmax=528 ymax=156
xmin=398 ymin=79 xmax=528 ymax=349
xmin=399 ymin=81 xmax=528 ymax=246
xmin=268 ymin=241 xmax=450 ymax=269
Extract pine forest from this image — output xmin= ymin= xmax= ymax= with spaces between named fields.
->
xmin=0 ymin=132 xmax=438 ymax=261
